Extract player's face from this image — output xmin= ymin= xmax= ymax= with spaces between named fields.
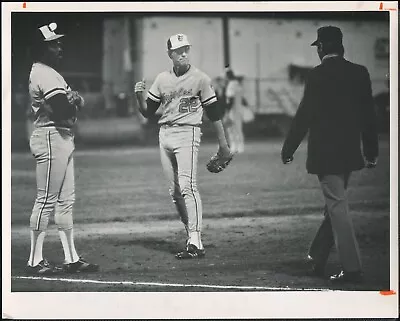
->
xmin=45 ymin=39 xmax=64 ymax=64
xmin=169 ymin=46 xmax=191 ymax=67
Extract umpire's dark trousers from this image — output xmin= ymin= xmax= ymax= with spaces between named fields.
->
xmin=308 ymin=173 xmax=362 ymax=273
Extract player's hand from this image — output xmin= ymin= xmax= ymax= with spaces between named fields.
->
xmin=218 ymin=145 xmax=233 ymax=159
xmin=134 ymin=79 xmax=146 ymax=93
xmin=67 ymin=91 xmax=84 ymax=110
xmin=282 ymin=155 xmax=294 ymax=165
xmin=365 ymin=157 xmax=377 ymax=168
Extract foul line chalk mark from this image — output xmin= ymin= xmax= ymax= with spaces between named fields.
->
xmin=13 ymin=276 xmax=332 ymax=291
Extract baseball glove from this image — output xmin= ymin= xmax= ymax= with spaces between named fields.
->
xmin=206 ymin=151 xmax=234 ymax=173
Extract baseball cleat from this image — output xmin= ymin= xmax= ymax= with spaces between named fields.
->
xmin=26 ymin=259 xmax=62 ymax=276
xmin=175 ymin=244 xmax=205 ymax=259
xmin=63 ymin=257 xmax=99 ymax=273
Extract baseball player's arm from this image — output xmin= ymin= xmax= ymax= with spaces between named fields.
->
xmin=46 ymin=93 xmax=77 ymax=121
xmin=211 ymin=119 xmax=231 ymax=156
xmin=201 ymin=76 xmax=231 ymax=156
xmin=204 ymin=103 xmax=230 ymax=157
xmin=134 ymin=79 xmax=160 ymax=118
xmin=360 ymin=67 xmax=379 ymax=165
xmin=34 ymin=68 xmax=78 ymax=121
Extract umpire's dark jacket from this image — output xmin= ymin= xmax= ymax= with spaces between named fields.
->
xmin=282 ymin=56 xmax=379 ymax=175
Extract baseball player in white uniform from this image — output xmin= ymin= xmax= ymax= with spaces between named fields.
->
xmin=134 ymin=34 xmax=232 ymax=259
xmin=26 ymin=22 xmax=98 ymax=275
xmin=224 ymin=68 xmax=246 ymax=154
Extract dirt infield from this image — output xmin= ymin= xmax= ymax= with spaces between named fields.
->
xmin=9 ymin=139 xmax=392 ymax=293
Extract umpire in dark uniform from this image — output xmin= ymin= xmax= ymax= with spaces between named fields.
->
xmin=281 ymin=26 xmax=379 ymax=283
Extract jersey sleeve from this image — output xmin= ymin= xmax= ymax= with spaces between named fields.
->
xmin=31 ymin=67 xmax=67 ymax=101
xmin=200 ymin=74 xmax=217 ymax=107
xmin=147 ymin=74 xmax=161 ymax=103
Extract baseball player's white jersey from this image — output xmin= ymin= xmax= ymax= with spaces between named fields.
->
xmin=147 ymin=65 xmax=217 ymax=250
xmin=28 ymin=61 xmax=78 ymax=266
xmin=148 ymin=66 xmax=217 ymax=126
xmin=29 ymin=62 xmax=75 ymax=128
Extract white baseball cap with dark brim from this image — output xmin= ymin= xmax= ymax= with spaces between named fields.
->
xmin=39 ymin=22 xmax=64 ymax=42
xmin=167 ymin=33 xmax=191 ymax=51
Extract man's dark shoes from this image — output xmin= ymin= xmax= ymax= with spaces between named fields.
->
xmin=329 ymin=270 xmax=363 ymax=283
xmin=63 ymin=257 xmax=99 ymax=273
xmin=26 ymin=259 xmax=62 ymax=276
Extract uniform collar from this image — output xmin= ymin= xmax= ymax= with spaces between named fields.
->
xmin=171 ymin=64 xmax=192 ymax=77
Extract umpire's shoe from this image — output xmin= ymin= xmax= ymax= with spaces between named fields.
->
xmin=175 ymin=244 xmax=205 ymax=259
xmin=329 ymin=270 xmax=363 ymax=283
xmin=63 ymin=257 xmax=99 ymax=273
xmin=26 ymin=259 xmax=62 ymax=276
xmin=306 ymin=255 xmax=325 ymax=278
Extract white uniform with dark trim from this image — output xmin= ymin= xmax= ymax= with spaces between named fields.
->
xmin=28 ymin=62 xmax=76 ymax=233
xmin=148 ymin=65 xmax=217 ymax=248
xmin=224 ymin=79 xmax=245 ymax=153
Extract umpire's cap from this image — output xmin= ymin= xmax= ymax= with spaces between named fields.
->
xmin=311 ymin=26 xmax=343 ymax=46
xmin=167 ymin=34 xmax=191 ymax=51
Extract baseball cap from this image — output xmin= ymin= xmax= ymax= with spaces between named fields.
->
xmin=311 ymin=26 xmax=343 ymax=46
xmin=38 ymin=22 xmax=64 ymax=42
xmin=167 ymin=33 xmax=191 ymax=51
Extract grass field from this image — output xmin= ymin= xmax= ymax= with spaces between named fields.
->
xmin=8 ymin=138 xmax=393 ymax=293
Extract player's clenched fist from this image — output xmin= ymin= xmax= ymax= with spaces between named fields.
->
xmin=134 ymin=79 xmax=146 ymax=93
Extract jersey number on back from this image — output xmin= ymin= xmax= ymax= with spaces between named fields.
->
xmin=179 ymin=97 xmax=199 ymax=113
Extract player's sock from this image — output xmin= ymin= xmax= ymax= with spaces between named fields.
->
xmin=28 ymin=230 xmax=46 ymax=266
xmin=188 ymin=231 xmax=203 ymax=250
xmin=58 ymin=228 xmax=80 ymax=264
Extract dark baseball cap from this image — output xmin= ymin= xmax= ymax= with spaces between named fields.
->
xmin=311 ymin=26 xmax=343 ymax=46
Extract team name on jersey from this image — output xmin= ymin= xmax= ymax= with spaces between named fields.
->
xmin=161 ymin=88 xmax=194 ymax=105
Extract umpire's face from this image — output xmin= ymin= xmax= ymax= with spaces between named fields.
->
xmin=169 ymin=45 xmax=191 ymax=68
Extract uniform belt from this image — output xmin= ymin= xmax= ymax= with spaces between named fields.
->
xmin=160 ymin=123 xmax=201 ymax=128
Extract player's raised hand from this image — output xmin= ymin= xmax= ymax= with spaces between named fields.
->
xmin=134 ymin=78 xmax=146 ymax=93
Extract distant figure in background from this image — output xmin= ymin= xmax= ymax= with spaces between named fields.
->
xmin=224 ymin=68 xmax=246 ymax=154
xmin=281 ymin=26 xmax=378 ymax=283
xmin=26 ymin=22 xmax=99 ymax=275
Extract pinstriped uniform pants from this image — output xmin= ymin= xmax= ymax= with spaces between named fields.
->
xmin=29 ymin=127 xmax=75 ymax=231
xmin=159 ymin=125 xmax=202 ymax=233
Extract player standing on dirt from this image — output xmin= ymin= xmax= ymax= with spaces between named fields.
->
xmin=26 ymin=22 xmax=99 ymax=275
xmin=134 ymin=34 xmax=232 ymax=259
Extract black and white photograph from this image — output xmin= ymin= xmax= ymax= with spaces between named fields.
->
xmin=2 ymin=1 xmax=398 ymax=319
